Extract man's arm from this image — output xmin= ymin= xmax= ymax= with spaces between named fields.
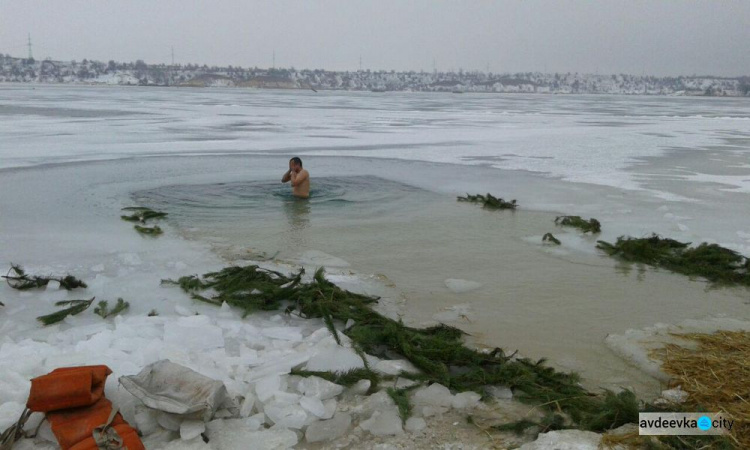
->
xmin=290 ymin=170 xmax=308 ymax=187
xmin=281 ymin=170 xmax=291 ymax=183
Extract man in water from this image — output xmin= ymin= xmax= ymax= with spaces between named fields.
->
xmin=281 ymin=157 xmax=310 ymax=198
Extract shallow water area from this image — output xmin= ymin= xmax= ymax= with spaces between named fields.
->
xmin=131 ymin=163 xmax=750 ymax=396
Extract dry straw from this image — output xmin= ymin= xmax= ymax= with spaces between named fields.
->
xmin=652 ymin=331 xmax=749 ymax=448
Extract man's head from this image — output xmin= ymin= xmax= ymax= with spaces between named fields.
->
xmin=289 ymin=157 xmax=303 ymax=172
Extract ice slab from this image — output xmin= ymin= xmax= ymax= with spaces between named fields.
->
xmin=255 ymin=375 xmax=282 ymax=402
xmin=451 ymin=391 xmax=481 ymax=409
xmin=206 ymin=419 xmax=298 ymax=449
xmin=373 ymin=359 xmax=420 ymax=376
xmin=297 ymin=376 xmax=344 ymax=400
xmin=348 ymin=379 xmax=371 ymax=395
xmin=299 ymin=396 xmax=327 ymax=418
xmin=405 ymin=417 xmax=427 ymax=433
xmin=412 ymin=383 xmax=453 ymax=408
xmin=160 ymin=437 xmax=210 ymax=450
xmin=518 ymin=430 xmax=601 ymax=450
xmin=305 ymin=412 xmax=352 ymax=443
xmin=263 ymin=403 xmax=308 ymax=429
xmin=305 ymin=347 xmax=364 ymax=373
xmin=486 ymin=385 xmax=513 ymax=400
xmin=180 ymin=420 xmax=206 ymax=441
xmin=605 ymin=317 xmax=750 ymax=382
xmin=360 ymin=409 xmax=404 ymax=436
xmin=262 ymin=327 xmax=303 ymax=341
xmin=351 ymin=391 xmax=395 ymax=419
xmin=660 ymin=387 xmax=688 ymax=404
xmin=164 ymin=316 xmax=225 ymax=351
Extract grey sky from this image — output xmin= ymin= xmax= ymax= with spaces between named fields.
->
xmin=2 ymin=1 xmax=748 ymax=76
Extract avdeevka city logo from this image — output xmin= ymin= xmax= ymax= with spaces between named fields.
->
xmin=638 ymin=412 xmax=732 ymax=436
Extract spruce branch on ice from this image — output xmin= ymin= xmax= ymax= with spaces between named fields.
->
xmin=555 ymin=216 xmax=602 ymax=233
xmin=457 ymin=193 xmax=517 ymax=210
xmin=94 ymin=298 xmax=130 ymax=319
xmin=3 ymin=264 xmax=87 ymax=290
xmin=122 ymin=206 xmax=167 ymax=236
xmin=120 ymin=206 xmax=168 ymax=223
xmin=134 ymin=225 xmax=163 ymax=235
xmin=36 ymin=297 xmax=95 ymax=325
xmin=542 ymin=233 xmax=561 ymax=245
xmin=597 ymin=234 xmax=750 ymax=286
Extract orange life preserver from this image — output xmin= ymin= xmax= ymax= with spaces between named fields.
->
xmin=26 ymin=366 xmax=144 ymax=450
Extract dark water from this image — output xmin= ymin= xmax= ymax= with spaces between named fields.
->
xmin=133 ymin=176 xmax=432 ymax=242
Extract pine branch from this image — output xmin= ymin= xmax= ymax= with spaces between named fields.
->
xmin=121 ymin=207 xmax=167 ymax=223
xmin=56 ymin=274 xmax=88 ymax=290
xmin=3 ymin=264 xmax=86 ymax=290
xmin=457 ymin=193 xmax=517 ymax=210
xmin=94 ymin=298 xmax=129 ymax=319
xmin=555 ymin=216 xmax=601 ymax=233
xmin=37 ymin=297 xmax=95 ymax=326
xmin=134 ymin=225 xmax=163 ymax=235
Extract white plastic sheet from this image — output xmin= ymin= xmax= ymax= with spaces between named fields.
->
xmin=120 ymin=360 xmax=237 ymax=422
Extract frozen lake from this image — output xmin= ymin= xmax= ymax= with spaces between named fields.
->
xmin=1 ymin=85 xmax=749 ymax=397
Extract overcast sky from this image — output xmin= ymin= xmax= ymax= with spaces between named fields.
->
xmin=1 ymin=1 xmax=748 ymax=76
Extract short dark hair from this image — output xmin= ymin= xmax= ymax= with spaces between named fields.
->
xmin=290 ymin=157 xmax=302 ymax=167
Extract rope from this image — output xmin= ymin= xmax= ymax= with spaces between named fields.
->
xmin=92 ymin=407 xmax=125 ymax=450
xmin=0 ymin=409 xmax=33 ymax=450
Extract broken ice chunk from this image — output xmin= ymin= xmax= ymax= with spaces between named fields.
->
xmin=297 ymin=376 xmax=344 ymax=400
xmin=405 ymin=417 xmax=427 ymax=433
xmin=133 ymin=406 xmax=160 ymax=436
xmin=300 ymin=396 xmax=327 ymax=418
xmin=412 ymin=383 xmax=453 ymax=409
xmin=156 ymin=411 xmax=183 ymax=431
xmin=305 ymin=412 xmax=352 ymax=443
xmin=348 ymin=379 xmax=371 ymax=395
xmin=206 ymin=419 xmax=298 ymax=449
xmin=518 ymin=429 xmax=601 ymax=450
xmin=395 ymin=378 xmax=418 ymax=389
xmin=160 ymin=437 xmax=210 ymax=450
xmin=263 ymin=402 xmax=308 ymax=429
xmin=180 ymin=420 xmax=205 ymax=440
xmin=451 ymin=391 xmax=481 ymax=409
xmin=305 ymin=347 xmax=364 ymax=373
xmin=321 ymin=399 xmax=337 ymax=420
xmin=486 ymin=385 xmax=513 ymax=400
xmin=255 ymin=375 xmax=281 ymax=402
xmin=373 ymin=359 xmax=420 ymax=376
xmin=239 ymin=390 xmax=256 ymax=417
xmin=660 ymin=387 xmax=689 ymax=404
xmin=163 ymin=316 xmax=224 ymax=350
xmin=262 ymin=327 xmax=303 ymax=341
xmin=351 ymin=391 xmax=395 ymax=418
xmin=360 ymin=409 xmax=404 ymax=436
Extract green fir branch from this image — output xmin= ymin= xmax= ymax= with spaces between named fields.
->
xmin=37 ymin=297 xmax=95 ymax=326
